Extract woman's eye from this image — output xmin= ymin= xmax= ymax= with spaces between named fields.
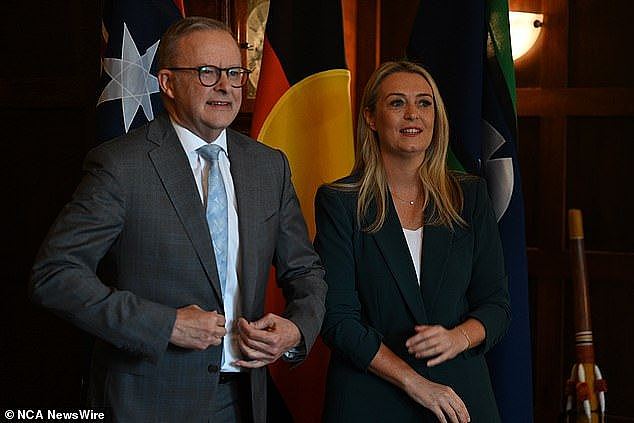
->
xmin=389 ymin=99 xmax=404 ymax=107
xmin=418 ymin=99 xmax=432 ymax=107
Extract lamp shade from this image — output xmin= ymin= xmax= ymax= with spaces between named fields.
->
xmin=509 ymin=11 xmax=543 ymax=61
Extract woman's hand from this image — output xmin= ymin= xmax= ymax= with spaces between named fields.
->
xmin=369 ymin=343 xmax=471 ymax=422
xmin=406 ymin=324 xmax=468 ymax=367
xmin=404 ymin=375 xmax=470 ymax=423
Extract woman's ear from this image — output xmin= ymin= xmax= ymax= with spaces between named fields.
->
xmin=363 ymin=108 xmax=376 ymax=131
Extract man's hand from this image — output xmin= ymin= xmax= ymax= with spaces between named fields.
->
xmin=170 ymin=305 xmax=226 ymax=350
xmin=234 ymin=313 xmax=301 ymax=368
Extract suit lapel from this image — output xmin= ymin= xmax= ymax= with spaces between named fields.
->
xmin=227 ymin=131 xmax=260 ymax=318
xmin=371 ymin=197 xmax=429 ymax=324
xmin=147 ymin=115 xmax=223 ymax=303
xmin=420 ymin=204 xmax=454 ymax=318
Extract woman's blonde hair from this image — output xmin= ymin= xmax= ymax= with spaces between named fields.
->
xmin=337 ymin=60 xmax=466 ymax=232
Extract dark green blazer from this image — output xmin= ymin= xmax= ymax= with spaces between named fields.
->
xmin=314 ymin=175 xmax=510 ymax=422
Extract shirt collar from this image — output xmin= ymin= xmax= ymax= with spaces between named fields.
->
xmin=170 ymin=118 xmax=228 ymax=158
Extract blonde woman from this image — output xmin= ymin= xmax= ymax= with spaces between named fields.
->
xmin=315 ymin=61 xmax=510 ymax=423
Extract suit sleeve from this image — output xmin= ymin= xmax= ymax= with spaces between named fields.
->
xmin=314 ymin=186 xmax=383 ymax=371
xmin=30 ymin=146 xmax=176 ymax=364
xmin=463 ymin=179 xmax=511 ymax=356
xmin=271 ymin=150 xmax=327 ymax=357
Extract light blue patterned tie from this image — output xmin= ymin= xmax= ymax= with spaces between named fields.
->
xmin=197 ymin=144 xmax=228 ymax=295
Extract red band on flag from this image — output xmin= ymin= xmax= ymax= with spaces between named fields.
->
xmin=172 ymin=0 xmax=185 ymax=16
xmin=250 ymin=37 xmax=290 ymax=139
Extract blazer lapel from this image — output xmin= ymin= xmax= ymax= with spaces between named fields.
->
xmin=147 ymin=116 xmax=223 ymax=303
xmin=227 ymin=131 xmax=260 ymax=318
xmin=371 ymin=197 xmax=429 ymax=324
xmin=420 ymin=204 xmax=453 ymax=318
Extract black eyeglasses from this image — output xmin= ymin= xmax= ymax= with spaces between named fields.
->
xmin=166 ymin=65 xmax=252 ymax=88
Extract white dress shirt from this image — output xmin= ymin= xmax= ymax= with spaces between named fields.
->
xmin=403 ymin=227 xmax=423 ymax=284
xmin=172 ymin=120 xmax=243 ymax=372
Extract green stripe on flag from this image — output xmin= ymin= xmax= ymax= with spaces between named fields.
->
xmin=487 ymin=0 xmax=516 ymax=108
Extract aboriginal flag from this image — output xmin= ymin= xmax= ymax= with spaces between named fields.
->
xmin=251 ymin=1 xmax=354 ymax=421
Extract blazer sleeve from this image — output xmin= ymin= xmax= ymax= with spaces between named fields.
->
xmin=314 ymin=186 xmax=383 ymax=371
xmin=271 ymin=150 xmax=327 ymax=356
xmin=463 ymin=179 xmax=511 ymax=356
xmin=30 ymin=146 xmax=176 ymax=364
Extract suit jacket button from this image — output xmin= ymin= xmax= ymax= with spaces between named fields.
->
xmin=207 ymin=364 xmax=219 ymax=373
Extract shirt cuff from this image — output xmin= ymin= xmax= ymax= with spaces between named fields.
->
xmin=282 ymin=342 xmax=306 ymax=362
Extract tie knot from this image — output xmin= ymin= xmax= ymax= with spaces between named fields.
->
xmin=197 ymin=143 xmax=223 ymax=161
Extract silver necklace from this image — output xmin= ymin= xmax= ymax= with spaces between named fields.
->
xmin=391 ymin=190 xmax=420 ymax=206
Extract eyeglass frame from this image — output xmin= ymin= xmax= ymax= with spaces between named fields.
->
xmin=165 ymin=65 xmax=252 ymax=88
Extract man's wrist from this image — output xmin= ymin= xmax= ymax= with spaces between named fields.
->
xmin=283 ymin=340 xmax=306 ymax=362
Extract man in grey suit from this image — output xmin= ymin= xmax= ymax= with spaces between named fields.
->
xmin=30 ymin=17 xmax=326 ymax=423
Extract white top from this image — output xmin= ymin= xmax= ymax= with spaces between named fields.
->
xmin=402 ymin=227 xmax=423 ymax=284
xmin=172 ymin=120 xmax=243 ymax=372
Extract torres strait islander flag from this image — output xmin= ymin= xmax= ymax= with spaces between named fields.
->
xmin=97 ymin=0 xmax=184 ymax=142
xmin=250 ymin=1 xmax=354 ymax=421
xmin=407 ymin=1 xmax=534 ymax=422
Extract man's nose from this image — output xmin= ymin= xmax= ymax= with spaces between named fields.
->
xmin=213 ymin=71 xmax=230 ymax=92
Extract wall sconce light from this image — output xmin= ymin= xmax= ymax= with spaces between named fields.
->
xmin=509 ymin=11 xmax=543 ymax=61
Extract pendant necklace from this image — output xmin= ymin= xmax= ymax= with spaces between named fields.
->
xmin=391 ymin=189 xmax=420 ymax=206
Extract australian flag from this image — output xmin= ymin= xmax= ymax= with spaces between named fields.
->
xmin=96 ymin=0 xmax=183 ymax=143
xmin=407 ymin=1 xmax=534 ymax=422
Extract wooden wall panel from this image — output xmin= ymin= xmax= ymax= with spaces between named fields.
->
xmin=514 ymin=49 xmax=542 ymax=88
xmin=1 ymin=7 xmax=83 ymax=78
xmin=517 ymin=117 xmax=541 ymax=247
xmin=2 ymin=1 xmax=100 ymax=409
xmin=569 ymin=0 xmax=634 ymax=88
xmin=184 ymin=0 xmax=230 ymax=26
xmin=589 ymin=278 xmax=634 ymax=419
xmin=379 ymin=0 xmax=418 ymax=62
xmin=567 ymin=116 xmax=634 ymax=252
xmin=533 ymin=276 xmax=565 ymax=421
xmin=511 ymin=0 xmax=543 ymax=12
xmin=354 ymin=0 xmax=381 ymax=119
xmin=11 ymin=108 xmax=90 ymax=262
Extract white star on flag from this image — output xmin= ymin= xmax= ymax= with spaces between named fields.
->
xmin=98 ymin=23 xmax=160 ymax=133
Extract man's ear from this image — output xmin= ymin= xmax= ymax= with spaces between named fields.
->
xmin=363 ymin=108 xmax=376 ymax=131
xmin=157 ymin=69 xmax=175 ymax=99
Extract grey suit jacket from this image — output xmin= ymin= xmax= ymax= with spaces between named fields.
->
xmin=30 ymin=114 xmax=326 ymax=422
